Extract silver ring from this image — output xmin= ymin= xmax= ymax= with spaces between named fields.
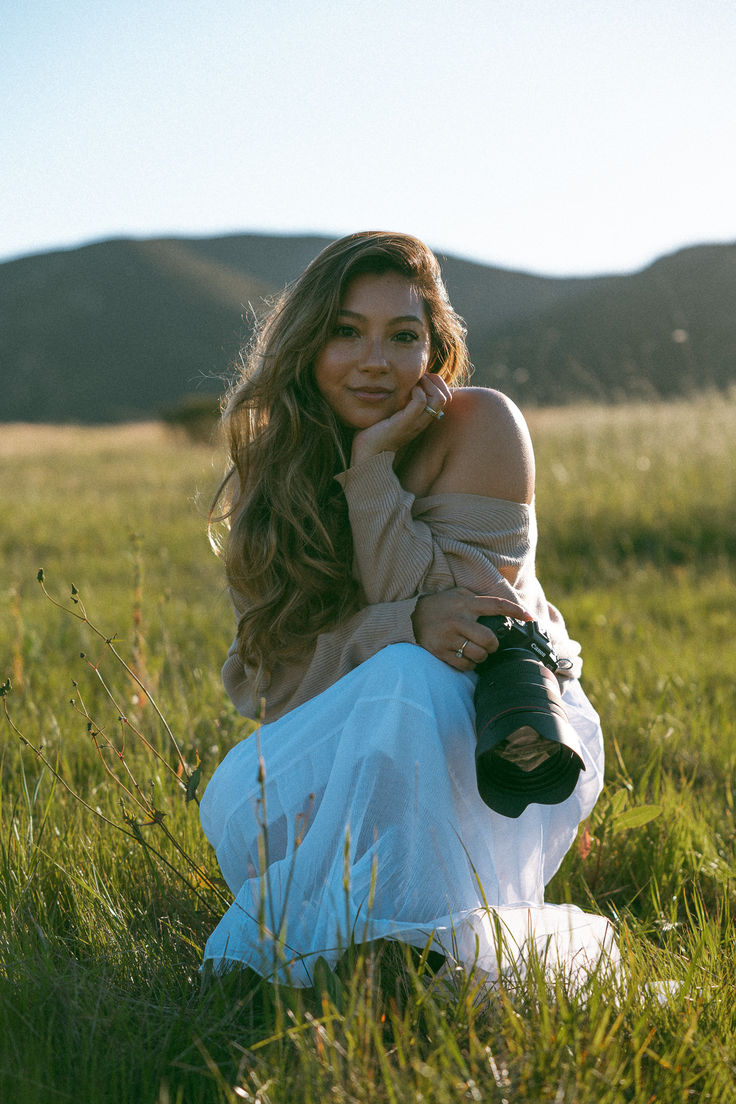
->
xmin=424 ymin=404 xmax=445 ymax=420
xmin=455 ymin=639 xmax=470 ymax=659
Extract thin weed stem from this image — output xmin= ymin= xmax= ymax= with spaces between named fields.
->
xmin=36 ymin=571 xmax=190 ymax=779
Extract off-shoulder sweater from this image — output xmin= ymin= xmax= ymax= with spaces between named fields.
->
xmin=222 ymin=451 xmax=582 ymax=722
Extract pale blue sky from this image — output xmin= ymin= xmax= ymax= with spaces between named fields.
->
xmin=3 ymin=0 xmax=735 ymax=275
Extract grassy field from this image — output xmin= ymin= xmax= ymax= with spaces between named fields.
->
xmin=1 ymin=395 xmax=735 ymax=1103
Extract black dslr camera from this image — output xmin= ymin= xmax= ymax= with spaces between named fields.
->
xmin=479 ymin=615 xmax=564 ymax=674
xmin=473 ymin=616 xmax=585 ymax=818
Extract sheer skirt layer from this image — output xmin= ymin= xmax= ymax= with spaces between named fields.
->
xmin=201 ymin=644 xmax=617 ymax=985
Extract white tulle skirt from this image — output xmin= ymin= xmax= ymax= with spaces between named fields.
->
xmin=200 ymin=644 xmax=617 ymax=986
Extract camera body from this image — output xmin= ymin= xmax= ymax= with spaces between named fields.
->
xmin=473 ymin=615 xmax=584 ymax=818
xmin=475 ymin=614 xmax=564 ymax=675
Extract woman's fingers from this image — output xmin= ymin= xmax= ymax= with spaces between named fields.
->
xmin=450 ymin=636 xmax=487 ymax=667
xmin=351 ymin=376 xmax=453 ymax=463
xmin=461 ymin=596 xmax=533 ymax=664
xmin=419 ymin=373 xmax=451 ymax=415
xmin=412 ymin=588 xmax=534 ymax=670
xmin=412 ymin=589 xmax=469 ymax=662
xmin=471 ymin=594 xmax=532 ymax=622
xmin=351 ymin=385 xmax=442 ymax=463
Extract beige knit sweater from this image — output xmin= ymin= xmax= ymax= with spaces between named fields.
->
xmin=222 ymin=451 xmax=581 ymax=722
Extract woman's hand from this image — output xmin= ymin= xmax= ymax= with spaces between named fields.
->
xmin=350 ymin=373 xmax=451 ymax=466
xmin=412 ymin=587 xmax=533 ymax=670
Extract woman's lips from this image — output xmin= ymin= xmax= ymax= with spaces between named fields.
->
xmin=349 ymin=388 xmax=393 ymax=402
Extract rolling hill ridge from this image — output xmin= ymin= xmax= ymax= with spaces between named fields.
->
xmin=1 ymin=233 xmax=734 ymax=422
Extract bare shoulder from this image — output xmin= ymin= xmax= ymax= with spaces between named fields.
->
xmin=430 ymin=386 xmax=535 ymax=502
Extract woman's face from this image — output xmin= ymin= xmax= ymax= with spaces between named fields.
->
xmin=313 ymin=271 xmax=432 ymax=429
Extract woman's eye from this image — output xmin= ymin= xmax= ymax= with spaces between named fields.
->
xmin=333 ymin=324 xmax=358 ymax=338
xmin=393 ymin=330 xmax=419 ymax=343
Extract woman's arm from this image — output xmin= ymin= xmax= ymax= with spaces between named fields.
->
xmin=335 ymin=452 xmax=443 ymax=602
xmin=222 ymin=596 xmax=418 ymax=722
xmin=336 ymin=388 xmax=535 ymax=603
xmin=223 ymin=586 xmax=531 ymax=723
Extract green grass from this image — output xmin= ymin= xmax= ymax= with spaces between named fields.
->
xmin=1 ymin=398 xmax=736 ymax=1103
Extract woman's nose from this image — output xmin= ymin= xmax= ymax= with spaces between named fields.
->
xmin=360 ymin=337 xmax=388 ymax=369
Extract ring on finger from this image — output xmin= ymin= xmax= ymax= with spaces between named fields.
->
xmin=424 ymin=404 xmax=445 ymax=420
xmin=455 ymin=639 xmax=470 ymax=659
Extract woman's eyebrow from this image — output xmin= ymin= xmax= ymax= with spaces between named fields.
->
xmin=337 ymin=308 xmax=426 ymax=325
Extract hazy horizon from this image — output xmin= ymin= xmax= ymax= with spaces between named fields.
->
xmin=3 ymin=0 xmax=735 ymax=277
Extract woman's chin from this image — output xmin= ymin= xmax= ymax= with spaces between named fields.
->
xmin=337 ymin=409 xmax=392 ymax=431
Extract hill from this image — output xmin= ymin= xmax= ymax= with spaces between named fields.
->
xmin=1 ymin=233 xmax=734 ymax=422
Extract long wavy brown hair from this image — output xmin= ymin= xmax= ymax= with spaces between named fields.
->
xmin=211 ymin=231 xmax=471 ymax=694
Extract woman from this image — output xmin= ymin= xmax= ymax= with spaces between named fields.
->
xmin=201 ymin=231 xmax=616 ymax=986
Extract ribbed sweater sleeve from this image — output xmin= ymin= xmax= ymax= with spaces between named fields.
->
xmin=222 ymin=596 xmax=419 ymax=723
xmin=334 ymin=450 xmax=531 ymax=604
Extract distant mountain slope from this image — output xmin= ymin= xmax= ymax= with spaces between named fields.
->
xmin=1 ymin=233 xmax=734 ymax=422
xmin=478 ymin=244 xmax=736 ymax=404
xmin=1 ymin=238 xmax=273 ymax=422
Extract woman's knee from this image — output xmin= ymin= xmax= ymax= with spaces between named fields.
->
xmin=356 ymin=644 xmax=475 ymax=726
xmin=364 ymin=643 xmax=452 ymax=683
